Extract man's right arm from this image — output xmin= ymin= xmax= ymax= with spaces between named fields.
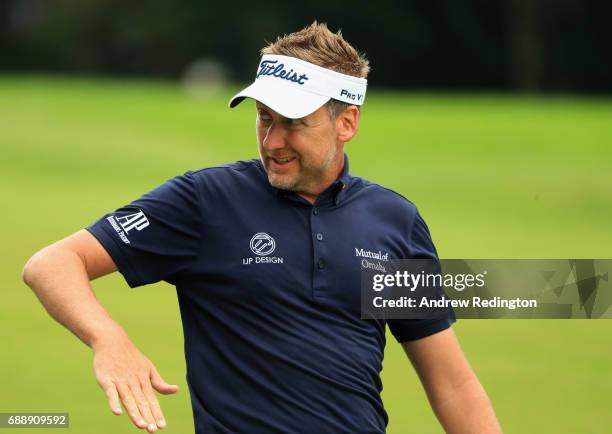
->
xmin=22 ymin=229 xmax=178 ymax=433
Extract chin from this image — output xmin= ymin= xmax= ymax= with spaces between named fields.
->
xmin=268 ymin=174 xmax=299 ymax=191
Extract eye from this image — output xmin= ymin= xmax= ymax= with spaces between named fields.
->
xmin=285 ymin=118 xmax=304 ymax=127
xmin=258 ymin=110 xmax=272 ymax=122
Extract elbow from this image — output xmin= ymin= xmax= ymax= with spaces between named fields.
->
xmin=22 ymin=248 xmax=50 ymax=288
xmin=23 ymin=245 xmax=86 ymax=288
xmin=22 ymin=252 xmax=41 ymax=288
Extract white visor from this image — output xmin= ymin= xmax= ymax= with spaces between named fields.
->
xmin=229 ymin=54 xmax=367 ymax=119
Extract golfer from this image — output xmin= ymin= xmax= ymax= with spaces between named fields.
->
xmin=23 ymin=22 xmax=501 ymax=433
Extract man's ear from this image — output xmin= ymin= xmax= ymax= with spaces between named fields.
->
xmin=336 ymin=105 xmax=360 ymax=143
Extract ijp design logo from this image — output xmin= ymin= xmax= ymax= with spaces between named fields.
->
xmin=243 ymin=232 xmax=283 ymax=265
xmin=250 ymin=232 xmax=276 ymax=256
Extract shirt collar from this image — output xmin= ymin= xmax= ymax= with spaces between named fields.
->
xmin=325 ymin=153 xmax=351 ymax=206
xmin=336 ymin=153 xmax=351 ymax=189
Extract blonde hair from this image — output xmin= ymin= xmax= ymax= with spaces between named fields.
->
xmin=261 ymin=21 xmax=370 ymax=118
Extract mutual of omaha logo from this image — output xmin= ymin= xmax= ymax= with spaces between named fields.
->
xmin=106 ymin=210 xmax=150 ymax=245
xmin=250 ymin=232 xmax=276 ymax=256
xmin=356 ymin=247 xmax=389 ymax=272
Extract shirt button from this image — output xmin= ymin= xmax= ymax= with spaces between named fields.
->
xmin=317 ymin=259 xmax=325 ymax=269
xmin=312 ymin=207 xmax=319 ymax=216
xmin=316 ymin=233 xmax=323 ymax=241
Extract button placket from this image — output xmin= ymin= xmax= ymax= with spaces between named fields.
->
xmin=310 ymin=205 xmax=328 ymax=301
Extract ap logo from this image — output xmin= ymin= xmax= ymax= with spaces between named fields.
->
xmin=116 ymin=210 xmax=150 ymax=233
xmin=250 ymin=232 xmax=276 ymax=256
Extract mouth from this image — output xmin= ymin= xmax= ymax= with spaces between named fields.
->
xmin=268 ymin=156 xmax=297 ymax=169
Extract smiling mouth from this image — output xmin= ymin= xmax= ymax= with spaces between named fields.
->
xmin=269 ymin=156 xmax=297 ymax=167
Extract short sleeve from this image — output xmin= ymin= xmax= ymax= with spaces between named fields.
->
xmin=86 ymin=171 xmax=201 ymax=288
xmin=387 ymin=210 xmax=456 ymax=343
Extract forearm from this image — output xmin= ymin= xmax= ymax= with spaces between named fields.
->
xmin=23 ymin=233 xmax=177 ymax=431
xmin=430 ymin=375 xmax=501 ymax=434
xmin=22 ymin=246 xmax=125 ymax=348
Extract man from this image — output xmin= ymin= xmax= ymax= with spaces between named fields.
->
xmin=22 ymin=22 xmax=501 ymax=433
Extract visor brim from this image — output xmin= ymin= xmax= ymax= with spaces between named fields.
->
xmin=229 ymin=80 xmax=330 ymax=119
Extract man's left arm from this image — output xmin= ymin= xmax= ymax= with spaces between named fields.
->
xmin=402 ymin=328 xmax=502 ymax=434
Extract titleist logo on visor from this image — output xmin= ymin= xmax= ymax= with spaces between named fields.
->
xmin=256 ymin=60 xmax=309 ymax=85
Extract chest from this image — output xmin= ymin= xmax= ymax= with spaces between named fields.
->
xmin=191 ymin=201 xmax=408 ymax=312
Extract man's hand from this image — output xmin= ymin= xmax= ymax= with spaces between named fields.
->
xmin=92 ymin=331 xmax=179 ymax=432
xmin=23 ymin=231 xmax=180 ymax=432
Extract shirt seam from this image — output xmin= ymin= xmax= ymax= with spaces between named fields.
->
xmin=188 ymin=170 xmax=207 ymax=270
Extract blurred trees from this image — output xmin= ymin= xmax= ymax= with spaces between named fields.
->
xmin=1 ymin=0 xmax=610 ymax=92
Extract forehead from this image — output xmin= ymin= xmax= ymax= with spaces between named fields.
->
xmin=255 ymin=101 xmax=279 ymax=114
xmin=255 ymin=101 xmax=327 ymax=122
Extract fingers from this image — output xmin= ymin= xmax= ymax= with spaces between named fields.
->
xmin=114 ymin=378 xmax=170 ymax=432
xmin=140 ymin=377 xmax=167 ymax=429
xmin=101 ymin=381 xmax=122 ymax=416
xmin=94 ymin=349 xmax=176 ymax=431
xmin=130 ymin=382 xmax=160 ymax=433
xmin=150 ymin=367 xmax=179 ymax=395
xmin=116 ymin=382 xmax=150 ymax=431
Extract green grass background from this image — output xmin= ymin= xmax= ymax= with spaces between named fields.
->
xmin=1 ymin=76 xmax=611 ymax=433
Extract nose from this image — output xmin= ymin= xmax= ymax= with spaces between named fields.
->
xmin=261 ymin=121 xmax=287 ymax=152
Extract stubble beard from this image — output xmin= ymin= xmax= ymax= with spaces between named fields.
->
xmin=267 ymin=172 xmax=299 ymax=191
xmin=266 ymin=146 xmax=338 ymax=193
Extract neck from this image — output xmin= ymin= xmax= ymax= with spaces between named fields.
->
xmin=296 ymin=155 xmax=345 ymax=205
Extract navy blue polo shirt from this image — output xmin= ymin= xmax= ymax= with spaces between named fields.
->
xmin=86 ymin=155 xmax=455 ymax=434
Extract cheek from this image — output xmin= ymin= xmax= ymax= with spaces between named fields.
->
xmin=313 ymin=131 xmax=337 ymax=159
xmin=255 ymin=125 xmax=266 ymax=145
xmin=289 ymin=132 xmax=331 ymax=162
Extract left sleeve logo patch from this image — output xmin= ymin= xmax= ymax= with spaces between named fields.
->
xmin=106 ymin=210 xmax=150 ymax=244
